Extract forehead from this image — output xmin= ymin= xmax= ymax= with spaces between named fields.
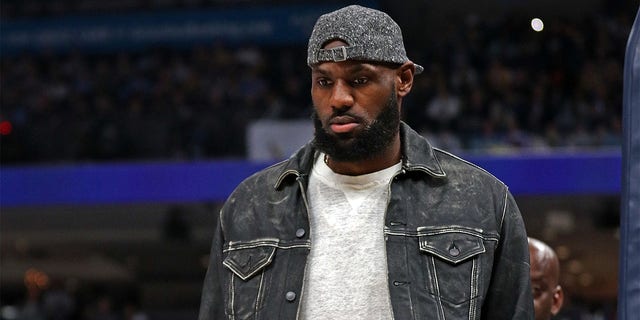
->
xmin=530 ymin=246 xmax=546 ymax=265
xmin=311 ymin=60 xmax=397 ymax=76
xmin=312 ymin=60 xmax=373 ymax=73
xmin=529 ymin=247 xmax=555 ymax=280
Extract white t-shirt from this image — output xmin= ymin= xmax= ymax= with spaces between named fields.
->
xmin=299 ymin=153 xmax=401 ymax=320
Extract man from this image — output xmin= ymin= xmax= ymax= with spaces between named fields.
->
xmin=199 ymin=5 xmax=533 ymax=319
xmin=528 ymin=237 xmax=564 ymax=320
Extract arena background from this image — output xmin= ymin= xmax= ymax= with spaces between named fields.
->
xmin=1 ymin=0 xmax=637 ymax=319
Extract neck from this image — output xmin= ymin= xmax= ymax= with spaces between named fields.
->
xmin=325 ymin=134 xmax=401 ymax=176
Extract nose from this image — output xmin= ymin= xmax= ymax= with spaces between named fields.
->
xmin=329 ymin=80 xmax=354 ymax=109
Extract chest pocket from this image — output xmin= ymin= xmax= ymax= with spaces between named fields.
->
xmin=418 ymin=228 xmax=486 ymax=307
xmin=224 ymin=245 xmax=276 ymax=280
xmin=223 ymin=245 xmax=276 ymax=319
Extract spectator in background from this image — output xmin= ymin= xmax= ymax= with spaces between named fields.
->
xmin=424 ymin=80 xmax=461 ymax=132
xmin=528 ymin=237 xmax=565 ymax=320
xmin=123 ymin=301 xmax=149 ymax=320
xmin=42 ymin=278 xmax=77 ymax=320
xmin=86 ymin=295 xmax=120 ymax=320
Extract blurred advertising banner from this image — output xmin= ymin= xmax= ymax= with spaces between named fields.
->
xmin=0 ymin=2 xmax=377 ymax=55
xmin=0 ymin=149 xmax=620 ymax=207
xmin=247 ymin=119 xmax=314 ymax=161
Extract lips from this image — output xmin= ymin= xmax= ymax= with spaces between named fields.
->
xmin=329 ymin=115 xmax=360 ymax=134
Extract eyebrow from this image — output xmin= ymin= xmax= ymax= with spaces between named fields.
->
xmin=312 ymin=62 xmax=377 ymax=75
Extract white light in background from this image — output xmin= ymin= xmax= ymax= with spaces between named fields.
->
xmin=531 ymin=18 xmax=544 ymax=32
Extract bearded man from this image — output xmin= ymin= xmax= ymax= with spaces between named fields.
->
xmin=199 ymin=5 xmax=534 ymax=320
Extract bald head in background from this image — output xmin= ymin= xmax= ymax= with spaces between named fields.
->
xmin=528 ymin=237 xmax=564 ymax=320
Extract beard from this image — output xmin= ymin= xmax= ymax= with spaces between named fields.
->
xmin=312 ymin=90 xmax=400 ymax=162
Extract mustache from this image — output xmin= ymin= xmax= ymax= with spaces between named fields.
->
xmin=311 ymin=106 xmax=365 ymax=123
xmin=330 ymin=106 xmax=358 ymax=119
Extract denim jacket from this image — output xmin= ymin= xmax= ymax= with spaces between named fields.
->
xmin=199 ymin=123 xmax=534 ymax=320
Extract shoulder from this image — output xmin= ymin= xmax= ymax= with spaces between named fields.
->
xmin=229 ymin=143 xmax=315 ymax=198
xmin=233 ymin=160 xmax=291 ymax=194
xmin=433 ymin=147 xmax=509 ymax=192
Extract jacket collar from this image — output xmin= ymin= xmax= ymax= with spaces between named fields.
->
xmin=399 ymin=122 xmax=447 ymax=178
xmin=274 ymin=122 xmax=446 ymax=189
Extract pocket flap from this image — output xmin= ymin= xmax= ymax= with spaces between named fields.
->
xmin=419 ymin=232 xmax=485 ymax=265
xmin=223 ymin=246 xmax=276 ymax=281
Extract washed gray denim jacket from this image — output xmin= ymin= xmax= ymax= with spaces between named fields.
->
xmin=199 ymin=123 xmax=534 ymax=320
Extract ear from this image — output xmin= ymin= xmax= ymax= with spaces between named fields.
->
xmin=396 ymin=62 xmax=415 ymax=97
xmin=550 ymin=285 xmax=564 ymax=316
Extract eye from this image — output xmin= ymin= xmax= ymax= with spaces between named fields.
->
xmin=316 ymin=78 xmax=332 ymax=87
xmin=352 ymin=77 xmax=368 ymax=85
xmin=532 ymin=286 xmax=543 ymax=299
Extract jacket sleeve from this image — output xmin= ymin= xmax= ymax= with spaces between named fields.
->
xmin=482 ymin=190 xmax=534 ymax=320
xmin=198 ymin=209 xmax=226 ymax=320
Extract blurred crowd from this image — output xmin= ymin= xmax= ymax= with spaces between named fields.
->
xmin=403 ymin=9 xmax=629 ymax=154
xmin=0 ymin=0 xmax=288 ymax=18
xmin=1 ymin=44 xmax=309 ymax=162
xmin=0 ymin=2 xmax=633 ymax=164
xmin=4 ymin=276 xmax=149 ymax=320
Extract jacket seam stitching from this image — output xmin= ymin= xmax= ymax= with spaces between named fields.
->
xmin=469 ymin=258 xmax=479 ymax=320
xmin=224 ymin=239 xmax=311 ymax=252
xmin=431 ymin=256 xmax=446 ymax=320
xmin=499 ymin=190 xmax=508 ymax=231
xmin=229 ymin=273 xmax=235 ymax=320
xmin=255 ymin=271 xmax=264 ymax=317
xmin=385 ymin=229 xmax=499 ymax=241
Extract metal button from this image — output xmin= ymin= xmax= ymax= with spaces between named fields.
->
xmin=295 ymin=228 xmax=305 ymax=238
xmin=449 ymin=244 xmax=460 ymax=257
xmin=285 ymin=291 xmax=296 ymax=301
